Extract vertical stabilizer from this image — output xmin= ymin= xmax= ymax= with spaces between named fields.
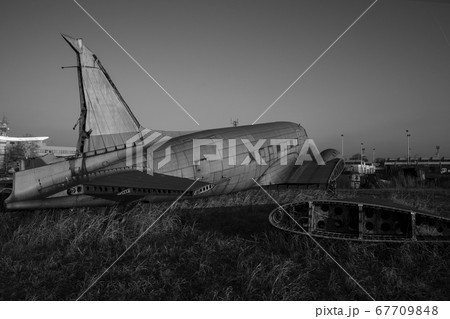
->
xmin=62 ymin=34 xmax=143 ymax=153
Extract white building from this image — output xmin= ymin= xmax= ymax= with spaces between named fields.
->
xmin=344 ymin=159 xmax=376 ymax=175
xmin=0 ymin=118 xmax=76 ymax=173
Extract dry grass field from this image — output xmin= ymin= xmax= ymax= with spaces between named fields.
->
xmin=1 ymin=188 xmax=450 ymax=300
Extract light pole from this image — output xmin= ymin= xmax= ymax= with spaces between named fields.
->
xmin=360 ymin=143 xmax=364 ymax=165
xmin=341 ymin=134 xmax=344 ymax=157
xmin=406 ymin=130 xmax=411 ymax=165
xmin=372 ymin=148 xmax=375 ymax=163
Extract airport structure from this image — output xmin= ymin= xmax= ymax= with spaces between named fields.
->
xmin=35 ymin=145 xmax=76 ymax=158
xmin=0 ymin=117 xmax=76 ymax=173
xmin=344 ymin=159 xmax=376 ymax=175
xmin=384 ymin=157 xmax=450 ymax=180
xmin=0 ymin=117 xmax=48 ymax=173
xmin=0 ymin=117 xmax=9 ymax=171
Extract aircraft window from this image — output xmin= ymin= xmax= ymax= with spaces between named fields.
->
xmin=381 ymin=223 xmax=391 ymax=232
xmin=334 ymin=220 xmax=343 ymax=228
xmin=381 ymin=211 xmax=390 ymax=220
xmin=365 ymin=208 xmax=374 ymax=218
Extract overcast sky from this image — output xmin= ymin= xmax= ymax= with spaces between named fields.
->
xmin=1 ymin=0 xmax=449 ymax=158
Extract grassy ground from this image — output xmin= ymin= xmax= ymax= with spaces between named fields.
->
xmin=1 ymin=188 xmax=450 ymax=300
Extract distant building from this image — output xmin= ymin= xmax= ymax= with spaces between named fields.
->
xmin=0 ymin=118 xmax=76 ymax=173
xmin=344 ymin=159 xmax=376 ymax=175
xmin=35 ymin=144 xmax=76 ymax=157
xmin=0 ymin=117 xmax=9 ymax=171
xmin=384 ymin=157 xmax=450 ymax=179
xmin=1 ymin=117 xmax=50 ymax=172
xmin=0 ymin=116 xmax=9 ymax=136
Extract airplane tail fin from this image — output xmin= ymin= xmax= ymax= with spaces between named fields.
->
xmin=62 ymin=34 xmax=146 ymax=154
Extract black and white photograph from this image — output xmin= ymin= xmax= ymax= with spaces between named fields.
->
xmin=1 ymin=0 xmax=450 ymax=311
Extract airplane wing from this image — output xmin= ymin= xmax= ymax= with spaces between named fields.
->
xmin=5 ymin=169 xmax=212 ymax=210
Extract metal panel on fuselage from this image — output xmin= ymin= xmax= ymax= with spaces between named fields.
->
xmin=152 ymin=122 xmax=307 ymax=193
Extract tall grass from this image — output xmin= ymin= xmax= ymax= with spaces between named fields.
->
xmin=1 ymin=188 xmax=450 ymax=300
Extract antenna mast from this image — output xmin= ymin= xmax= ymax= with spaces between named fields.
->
xmin=230 ymin=117 xmax=239 ymax=127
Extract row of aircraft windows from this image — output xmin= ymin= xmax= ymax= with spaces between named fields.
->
xmin=195 ymin=184 xmax=214 ymax=194
xmin=85 ymin=185 xmax=189 ymax=195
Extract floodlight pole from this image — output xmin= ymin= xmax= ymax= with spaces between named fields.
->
xmin=341 ymin=134 xmax=344 ymax=158
xmin=406 ymin=130 xmax=411 ymax=165
xmin=360 ymin=143 xmax=364 ymax=165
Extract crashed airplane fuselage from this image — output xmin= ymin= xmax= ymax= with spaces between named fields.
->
xmin=4 ymin=35 xmax=344 ymax=210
